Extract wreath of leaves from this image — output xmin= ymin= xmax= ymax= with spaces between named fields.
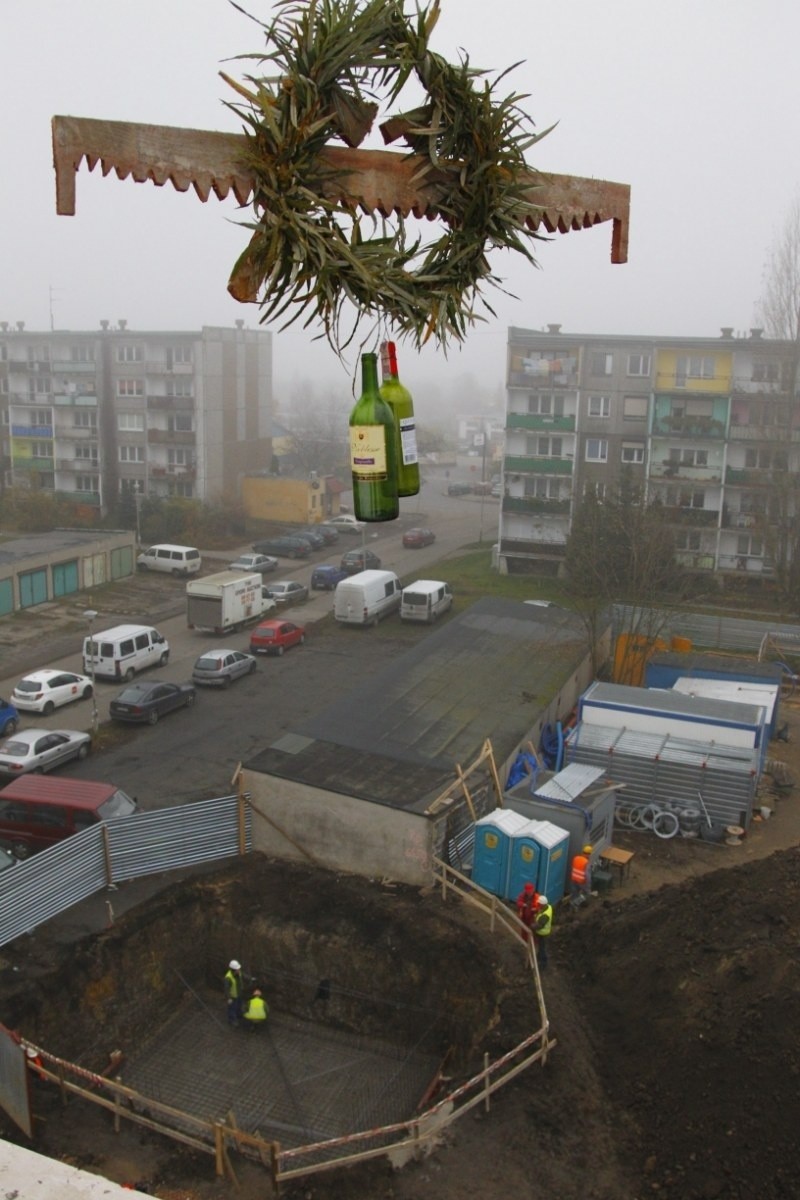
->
xmin=223 ymin=0 xmax=550 ymax=354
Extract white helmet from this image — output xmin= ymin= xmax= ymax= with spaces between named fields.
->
xmin=538 ymin=895 xmax=549 ymax=907
xmin=229 ymin=959 xmax=241 ymax=970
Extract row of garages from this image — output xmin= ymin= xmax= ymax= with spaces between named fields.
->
xmin=0 ymin=530 xmax=136 ymax=614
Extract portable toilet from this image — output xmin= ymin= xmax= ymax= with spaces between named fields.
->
xmin=506 ymin=818 xmax=543 ymax=901
xmin=532 ymin=820 xmax=570 ymax=903
xmin=471 ymin=808 xmax=530 ymax=897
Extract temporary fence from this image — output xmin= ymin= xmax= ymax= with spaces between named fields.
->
xmin=613 ymin=605 xmax=800 ymax=657
xmin=3 ymin=858 xmax=555 ymax=1191
xmin=0 ymin=793 xmax=250 ymax=949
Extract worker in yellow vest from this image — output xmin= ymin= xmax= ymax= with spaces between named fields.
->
xmin=533 ymin=895 xmax=553 ymax=970
xmin=244 ymin=988 xmax=269 ymax=1030
xmin=224 ymin=960 xmax=244 ymax=1027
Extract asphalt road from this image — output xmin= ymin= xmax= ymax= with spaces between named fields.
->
xmin=0 ymin=479 xmax=500 ymax=811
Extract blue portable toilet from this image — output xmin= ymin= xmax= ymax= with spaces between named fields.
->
xmin=472 ymin=808 xmax=530 ymax=897
xmin=532 ymin=820 xmax=570 ymax=904
xmin=506 ymin=819 xmax=543 ymax=901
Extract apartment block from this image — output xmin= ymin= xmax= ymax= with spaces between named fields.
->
xmin=502 ymin=325 xmax=798 ymax=580
xmin=0 ymin=320 xmax=273 ymax=513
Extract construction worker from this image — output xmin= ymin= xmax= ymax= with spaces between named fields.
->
xmin=532 ymin=894 xmax=554 ymax=969
xmin=224 ymin=959 xmax=244 ymax=1027
xmin=570 ymin=844 xmax=594 ymax=904
xmin=243 ymin=988 xmax=269 ymax=1030
xmin=515 ymin=881 xmax=539 ymax=942
xmin=25 ymin=1045 xmax=46 ymax=1080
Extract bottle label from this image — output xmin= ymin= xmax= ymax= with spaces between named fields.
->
xmin=350 ymin=425 xmax=388 ymax=479
xmin=399 ymin=416 xmax=418 ymax=466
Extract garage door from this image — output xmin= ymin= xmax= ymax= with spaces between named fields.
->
xmin=0 ymin=579 xmax=13 ymax=617
xmin=83 ymin=553 xmax=107 ymax=589
xmin=110 ymin=545 xmax=134 ymax=580
xmin=19 ymin=569 xmax=48 ymax=608
xmin=52 ymin=559 xmax=79 ymax=598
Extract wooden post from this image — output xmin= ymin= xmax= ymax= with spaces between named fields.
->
xmin=483 ymin=1052 xmax=491 ymax=1112
xmin=214 ymin=1122 xmax=225 ymax=1177
xmin=271 ymin=1142 xmax=281 ymax=1197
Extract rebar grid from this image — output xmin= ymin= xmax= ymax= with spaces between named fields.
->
xmin=122 ymin=998 xmax=440 ymax=1148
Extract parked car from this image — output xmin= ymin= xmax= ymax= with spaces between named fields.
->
xmin=0 ymin=729 xmax=91 ymax=776
xmin=285 ymin=527 xmax=326 ymax=550
xmin=0 ymin=845 xmax=17 ymax=873
xmin=310 ymin=524 xmax=340 ymax=545
xmin=191 ymin=649 xmax=257 ymax=688
xmin=402 ymin=527 xmax=436 ymax=549
xmin=323 ymin=514 xmax=365 ymax=535
xmin=251 ymin=536 xmax=311 ymax=559
xmin=340 ymin=548 xmax=382 ymax=575
xmin=311 ymin=563 xmax=350 ymax=591
xmin=110 ymin=681 xmax=196 ymax=725
xmin=0 ymin=699 xmax=19 ymax=737
xmin=13 ymin=669 xmax=94 ymax=715
xmin=228 ymin=553 xmax=279 ymax=575
xmin=447 ymin=482 xmax=472 ymax=496
xmin=267 ymin=580 xmax=309 ymax=604
xmin=249 ymin=619 xmax=306 ymax=656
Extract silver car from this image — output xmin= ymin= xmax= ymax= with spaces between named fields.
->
xmin=267 ymin=580 xmax=309 ymax=604
xmin=0 ymin=729 xmax=92 ymax=776
xmin=229 ymin=553 xmax=279 ymax=575
xmin=191 ymin=649 xmax=258 ymax=688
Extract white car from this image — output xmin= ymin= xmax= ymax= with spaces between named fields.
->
xmin=0 ymin=729 xmax=92 ymax=776
xmin=229 ymin=553 xmax=279 ymax=575
xmin=322 ymin=515 xmax=365 ymax=535
xmin=12 ymin=669 xmax=94 ymax=715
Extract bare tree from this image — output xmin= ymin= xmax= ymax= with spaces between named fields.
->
xmin=278 ymin=381 xmax=350 ymax=478
xmin=758 ymin=195 xmax=800 ymax=343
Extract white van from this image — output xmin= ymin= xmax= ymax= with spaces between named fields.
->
xmin=334 ymin=569 xmax=402 ymax=626
xmin=137 ymin=544 xmax=202 ymax=576
xmin=83 ymin=624 xmax=170 ymax=681
xmin=400 ymin=579 xmax=453 ymax=624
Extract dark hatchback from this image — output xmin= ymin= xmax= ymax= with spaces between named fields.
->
xmin=110 ymin=681 xmax=196 ymax=725
xmin=252 ymin=536 xmax=311 ymax=559
xmin=311 ymin=564 xmax=350 ymax=590
xmin=340 ymin=548 xmax=382 ymax=574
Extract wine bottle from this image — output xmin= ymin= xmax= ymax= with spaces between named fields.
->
xmin=379 ymin=341 xmax=420 ymax=497
xmin=349 ymin=352 xmax=399 ymax=522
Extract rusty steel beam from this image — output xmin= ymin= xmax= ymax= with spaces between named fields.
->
xmin=52 ymin=114 xmax=629 ymax=264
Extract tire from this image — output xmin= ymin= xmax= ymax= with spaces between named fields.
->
xmin=223 ymin=676 xmax=232 ymax=689
xmin=2 ymin=718 xmax=17 ymax=736
xmin=299 ymin=634 xmax=306 ymax=644
xmin=277 ymin=645 xmax=284 ymax=656
xmin=12 ymin=842 xmax=30 ymax=860
xmin=185 ymin=693 xmax=196 ymax=708
xmin=159 ymin=652 xmax=169 ymax=667
xmin=654 ymin=810 xmax=680 ymax=839
xmin=171 ymin=568 xmax=181 ymax=577
xmin=82 ymin=685 xmax=93 ymax=699
xmin=125 ymin=668 xmax=136 ymax=682
xmin=77 ymin=742 xmax=90 ymax=760
xmin=147 ymin=709 xmax=159 ymax=725
xmin=43 ymin=701 xmax=55 ymax=716
xmin=248 ymin=660 xmax=257 ymax=674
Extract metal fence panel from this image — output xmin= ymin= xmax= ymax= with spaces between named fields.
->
xmin=0 ymin=794 xmax=250 ymax=949
xmin=613 ymin=606 xmax=800 ymax=656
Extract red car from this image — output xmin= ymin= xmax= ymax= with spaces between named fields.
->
xmin=402 ymin=527 xmax=436 ymax=549
xmin=249 ymin=619 xmax=306 ymax=656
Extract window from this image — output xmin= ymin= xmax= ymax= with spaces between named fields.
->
xmin=118 ymin=413 xmax=145 ymax=432
xmin=525 ymin=477 xmax=562 ymax=499
xmin=27 ymin=344 xmax=50 ymax=363
xmin=167 ymin=345 xmax=192 ymax=366
xmin=737 ymin=534 xmax=763 ymax=557
xmin=166 ymin=378 xmax=193 ymax=397
xmin=665 ymin=488 xmax=705 ymax=509
xmin=75 ymin=444 xmax=98 ymax=461
xmin=119 ymin=445 xmax=145 ymax=463
xmin=526 ymin=393 xmax=565 ymax=417
xmin=587 ymin=395 xmax=610 ymax=418
xmin=589 ymin=352 xmax=613 ymax=376
xmin=29 ymin=409 xmax=51 ymax=426
xmin=583 ymin=481 xmax=607 ymax=501
xmin=169 ymin=482 xmax=194 ymax=498
xmin=530 ymin=435 xmax=563 ymax=457
xmin=28 ymin=377 xmax=51 ymax=395
xmin=74 ymin=409 xmax=97 ymax=428
xmin=745 ymin=448 xmax=787 ymax=470
xmin=117 ymin=379 xmax=144 ymax=397
xmin=168 ymin=413 xmax=193 ymax=432
xmin=752 ymin=362 xmax=780 ymax=383
xmin=116 ymin=345 xmax=143 ymax=363
xmin=585 ymin=438 xmax=608 ymax=462
xmin=627 ymin=353 xmax=651 ymax=377
xmin=168 ymin=447 xmax=192 ymax=466
xmin=0 ymin=343 xmax=6 ymax=361
xmin=32 ymin=441 xmax=53 ymax=458
xmin=668 ymin=447 xmax=708 ymax=468
xmin=621 ymin=442 xmax=645 ymax=464
xmin=0 ymin=378 xmax=6 ymax=395
xmin=70 ymin=345 xmax=95 ymax=363
xmin=75 ymin=474 xmax=98 ymax=493
xmin=675 ymin=355 xmax=715 ymax=385
xmin=623 ymin=396 xmax=648 ymax=420
xmin=675 ymin=531 xmax=702 ymax=551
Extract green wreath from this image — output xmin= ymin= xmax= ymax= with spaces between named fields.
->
xmin=224 ymin=0 xmax=550 ymax=353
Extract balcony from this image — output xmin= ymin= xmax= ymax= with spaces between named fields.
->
xmin=725 ymin=465 xmax=791 ymax=486
xmin=57 ymin=488 xmax=101 ymax=506
xmin=10 ymin=424 xmax=53 ymax=438
xmin=56 ymin=456 xmax=98 ymax=471
xmin=662 ymin=507 xmax=719 ymax=528
xmin=675 ymin=552 xmax=716 ymax=571
xmin=56 ymin=424 xmax=98 ymax=439
xmin=729 ymin=423 xmax=800 ymax=442
xmin=147 ymin=395 xmax=194 ymax=411
xmin=504 ymin=455 xmax=574 ymax=476
xmin=500 ymin=537 xmax=568 ymax=558
xmin=502 ymin=496 xmax=570 ymax=515
xmin=147 ymin=428 xmax=196 ymax=445
xmin=51 ymin=360 xmax=97 ymax=373
xmin=52 ymin=392 xmax=97 ymax=406
xmin=650 ymin=462 xmax=723 ymax=484
xmin=506 ymin=413 xmax=575 ymax=433
xmin=12 ymin=456 xmax=54 ymax=471
xmin=651 ymin=415 xmax=726 ymax=438
xmin=508 ymin=369 xmax=578 ymax=389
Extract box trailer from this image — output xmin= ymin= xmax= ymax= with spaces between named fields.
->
xmin=187 ymin=571 xmax=276 ymax=635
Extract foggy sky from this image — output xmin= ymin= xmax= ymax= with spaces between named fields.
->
xmin=3 ymin=0 xmax=799 ymax=406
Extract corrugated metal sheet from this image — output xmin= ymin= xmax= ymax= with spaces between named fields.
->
xmin=613 ymin=606 xmax=800 ymax=655
xmin=0 ymin=1025 xmax=31 ymax=1138
xmin=566 ymin=723 xmax=757 ymax=830
xmin=0 ymin=795 xmax=251 ymax=950
xmin=534 ymin=763 xmax=605 ymax=801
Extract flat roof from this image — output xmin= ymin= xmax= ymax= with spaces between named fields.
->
xmin=0 ymin=528 xmax=128 ymax=567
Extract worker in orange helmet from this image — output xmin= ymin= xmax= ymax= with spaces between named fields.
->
xmin=515 ymin=881 xmax=539 ymax=942
xmin=570 ymin=844 xmax=594 ymax=905
xmin=532 ymin=894 xmax=554 ymax=969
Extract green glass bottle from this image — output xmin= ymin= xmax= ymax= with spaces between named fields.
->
xmin=380 ymin=341 xmax=420 ymax=497
xmin=349 ymin=351 xmax=399 ymax=522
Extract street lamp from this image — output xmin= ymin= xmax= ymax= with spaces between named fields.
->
xmin=84 ymin=609 xmax=99 ymax=735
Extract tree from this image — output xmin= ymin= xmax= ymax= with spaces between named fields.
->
xmin=756 ymin=195 xmax=800 ymax=610
xmin=563 ymin=475 xmax=683 ymax=680
xmin=279 ymin=382 xmax=350 ymax=478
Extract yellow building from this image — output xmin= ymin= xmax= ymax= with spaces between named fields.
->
xmin=242 ymin=474 xmax=345 ymax=527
